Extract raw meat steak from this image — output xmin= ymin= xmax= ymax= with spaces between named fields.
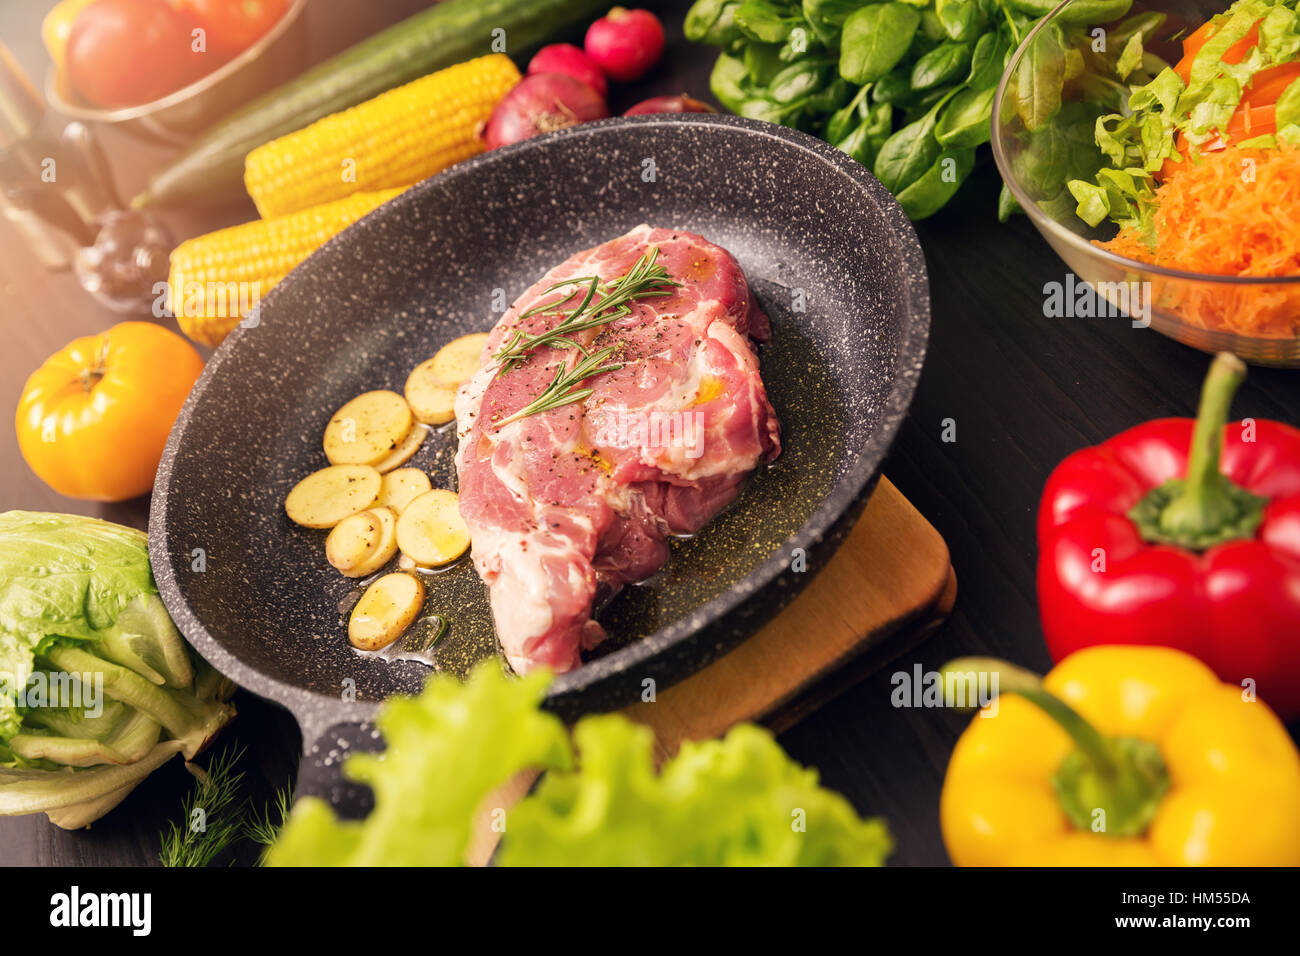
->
xmin=454 ymin=225 xmax=780 ymax=674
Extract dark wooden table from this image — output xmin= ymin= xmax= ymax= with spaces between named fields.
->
xmin=2 ymin=0 xmax=1296 ymax=867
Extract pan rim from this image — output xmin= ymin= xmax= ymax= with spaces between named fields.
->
xmin=149 ymin=113 xmax=930 ymax=728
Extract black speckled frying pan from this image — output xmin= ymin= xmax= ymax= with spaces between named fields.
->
xmin=149 ymin=114 xmax=928 ymax=806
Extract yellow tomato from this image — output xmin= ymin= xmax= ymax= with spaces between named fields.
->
xmin=15 ymin=321 xmax=204 ymax=502
xmin=42 ymin=0 xmax=98 ymax=74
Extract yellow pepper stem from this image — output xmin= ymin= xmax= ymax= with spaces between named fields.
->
xmin=942 ymin=657 xmax=1170 ymax=838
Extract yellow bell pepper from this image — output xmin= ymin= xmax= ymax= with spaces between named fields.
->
xmin=940 ymin=646 xmax=1300 ymax=866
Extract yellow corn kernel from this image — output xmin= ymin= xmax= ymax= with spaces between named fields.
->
xmin=244 ymin=53 xmax=520 ymax=219
xmin=168 ymin=188 xmax=403 ymax=347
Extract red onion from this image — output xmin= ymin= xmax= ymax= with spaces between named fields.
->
xmin=584 ymin=7 xmax=665 ymax=83
xmin=481 ymin=73 xmax=610 ymax=150
xmin=624 ymin=95 xmax=715 ymax=116
xmin=527 ymin=44 xmax=608 ymax=98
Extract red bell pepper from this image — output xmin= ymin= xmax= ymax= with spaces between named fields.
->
xmin=1037 ymin=353 xmax=1300 ymax=721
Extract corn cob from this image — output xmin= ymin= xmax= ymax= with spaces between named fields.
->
xmin=244 ymin=54 xmax=520 ymax=219
xmin=169 ymin=188 xmax=404 ymax=347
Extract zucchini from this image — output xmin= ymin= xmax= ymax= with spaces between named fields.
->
xmin=133 ymin=0 xmax=608 ymax=208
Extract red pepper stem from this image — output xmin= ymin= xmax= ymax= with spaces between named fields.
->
xmin=1130 ymin=353 xmax=1267 ymax=550
xmin=1162 ymin=352 xmax=1245 ymax=532
xmin=942 ymin=658 xmax=1170 ymax=837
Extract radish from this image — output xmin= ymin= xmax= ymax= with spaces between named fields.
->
xmin=584 ymin=8 xmax=665 ymax=83
xmin=528 ymin=44 xmax=608 ymax=98
xmin=624 ymin=95 xmax=714 ymax=116
xmin=480 ymin=73 xmax=610 ymax=150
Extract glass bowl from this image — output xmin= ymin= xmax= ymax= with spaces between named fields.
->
xmin=992 ymin=0 xmax=1300 ymax=367
xmin=43 ymin=0 xmax=308 ymax=144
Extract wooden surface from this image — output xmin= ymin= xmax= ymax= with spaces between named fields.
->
xmin=624 ymin=477 xmax=954 ymax=758
xmin=2 ymin=0 xmax=1298 ymax=867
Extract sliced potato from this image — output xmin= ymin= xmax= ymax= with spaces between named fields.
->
xmin=377 ymin=468 xmax=432 ymax=513
xmin=323 ymin=390 xmax=413 ymax=466
xmin=285 ymin=465 xmax=381 ymax=529
xmin=326 ymin=507 xmax=398 ymax=577
xmin=395 ymin=489 xmax=470 ymax=566
xmin=429 ymin=333 xmax=490 ymax=385
xmin=348 ymin=572 xmax=425 ymax=651
xmin=404 ymin=360 xmax=459 ymax=426
xmin=374 ymin=422 xmax=427 ymax=473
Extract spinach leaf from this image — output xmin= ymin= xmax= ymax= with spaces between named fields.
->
xmin=736 ymin=0 xmax=800 ymax=42
xmin=840 ymin=3 xmax=922 ymax=83
xmin=895 ymin=146 xmax=975 ymax=219
xmin=997 ymin=182 xmax=1023 ymax=222
xmin=826 ymin=83 xmax=872 ymax=141
xmin=1107 ymin=10 xmax=1166 ymax=50
xmin=745 ymin=42 xmax=787 ymax=84
xmin=936 ymin=0 xmax=981 ymax=41
xmin=911 ymin=41 xmax=973 ymax=90
xmin=807 ymin=77 xmax=854 ymax=114
xmin=966 ymin=29 xmax=1008 ymax=89
xmin=770 ymin=58 xmax=833 ymax=102
xmin=1015 ymin=20 xmax=1065 ymax=131
xmin=685 ymin=0 xmax=745 ymax=45
xmin=935 ymin=83 xmax=996 ymax=146
xmin=874 ymin=105 xmax=943 ymax=193
xmin=1011 ymin=100 xmax=1106 ymax=201
xmin=739 ymin=97 xmax=790 ymax=123
xmin=710 ymin=51 xmax=752 ymax=112
xmin=1007 ymin=0 xmax=1131 ymax=24
xmin=872 ymin=69 xmax=915 ymax=103
xmin=835 ymin=100 xmax=895 ymax=168
xmin=803 ymin=0 xmax=869 ymax=47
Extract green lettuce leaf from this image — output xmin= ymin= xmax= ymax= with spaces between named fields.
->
xmin=267 ymin=664 xmax=571 ymax=866
xmin=0 ymin=511 xmax=235 ymax=827
xmin=0 ymin=512 xmax=156 ymax=737
xmin=500 ymin=717 xmax=892 ymax=866
xmin=269 ymin=663 xmax=891 ymax=867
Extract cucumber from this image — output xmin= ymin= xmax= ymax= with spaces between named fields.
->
xmin=133 ymin=0 xmax=608 ymax=208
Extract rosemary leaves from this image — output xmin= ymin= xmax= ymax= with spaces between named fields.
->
xmin=492 ymin=247 xmax=680 ymax=427
xmin=493 ymin=247 xmax=679 ymax=374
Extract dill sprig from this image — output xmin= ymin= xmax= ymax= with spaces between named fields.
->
xmin=245 ymin=783 xmax=294 ymax=851
xmin=159 ymin=745 xmax=248 ymax=868
xmin=493 ymin=247 xmax=679 ymax=375
xmin=495 ymin=346 xmax=624 ymax=428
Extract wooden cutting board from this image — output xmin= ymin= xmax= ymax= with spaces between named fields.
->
xmin=624 ymin=475 xmax=956 ymax=758
xmin=466 ymin=476 xmax=954 ymax=864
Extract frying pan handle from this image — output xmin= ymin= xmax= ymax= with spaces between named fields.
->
xmin=294 ymin=720 xmax=384 ymax=819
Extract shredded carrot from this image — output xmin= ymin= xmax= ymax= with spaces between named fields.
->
xmin=1098 ymin=142 xmax=1300 ymax=337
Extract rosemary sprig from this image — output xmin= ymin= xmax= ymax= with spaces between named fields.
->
xmin=493 ymin=247 xmax=679 ymax=375
xmin=495 ymin=346 xmax=624 ymax=428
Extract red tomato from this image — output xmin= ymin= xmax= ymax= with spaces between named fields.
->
xmin=65 ymin=0 xmax=200 ymax=108
xmin=1243 ymin=62 xmax=1300 ymax=109
xmin=180 ymin=0 xmax=288 ymax=55
xmin=1174 ymin=18 xmax=1262 ymax=84
xmin=1160 ymin=104 xmax=1277 ymax=180
xmin=1162 ymin=15 xmax=1292 ymax=182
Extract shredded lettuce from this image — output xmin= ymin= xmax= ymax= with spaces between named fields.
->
xmin=269 ymin=663 xmax=891 ymax=867
xmin=0 ymin=511 xmax=234 ymax=828
xmin=1068 ymin=0 xmax=1300 ymax=241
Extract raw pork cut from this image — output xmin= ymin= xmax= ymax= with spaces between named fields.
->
xmin=454 ymin=225 xmax=780 ymax=674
